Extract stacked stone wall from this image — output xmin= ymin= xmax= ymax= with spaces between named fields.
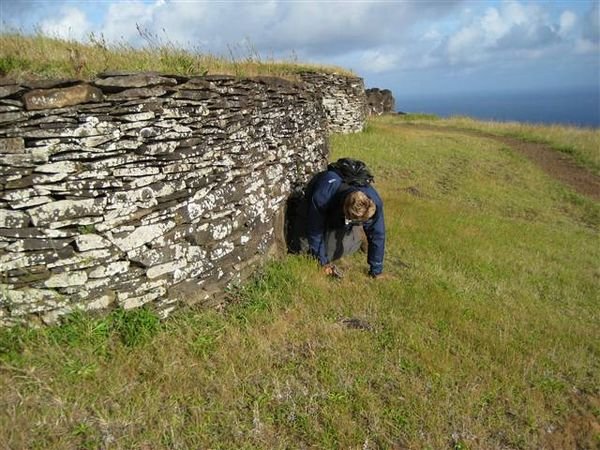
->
xmin=0 ymin=73 xmax=329 ymax=326
xmin=299 ymin=72 xmax=366 ymax=133
xmin=365 ymin=88 xmax=395 ymax=116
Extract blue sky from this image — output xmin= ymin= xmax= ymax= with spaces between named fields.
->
xmin=1 ymin=0 xmax=599 ymax=100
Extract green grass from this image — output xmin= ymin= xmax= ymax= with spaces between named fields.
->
xmin=395 ymin=113 xmax=600 ymax=177
xmin=0 ymin=31 xmax=353 ymax=81
xmin=1 ymin=116 xmax=599 ymax=449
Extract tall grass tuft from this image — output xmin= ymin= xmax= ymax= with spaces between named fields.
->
xmin=0 ymin=30 xmax=353 ymax=81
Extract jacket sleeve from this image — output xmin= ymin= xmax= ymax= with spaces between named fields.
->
xmin=363 ymin=189 xmax=385 ymax=275
xmin=306 ymin=173 xmax=341 ymax=265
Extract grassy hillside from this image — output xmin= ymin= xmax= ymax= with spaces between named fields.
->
xmin=0 ymin=32 xmax=353 ymax=81
xmin=1 ymin=115 xmax=599 ymax=449
xmin=395 ymin=114 xmax=600 ymax=177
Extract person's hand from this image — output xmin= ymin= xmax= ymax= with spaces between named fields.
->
xmin=323 ymin=264 xmax=335 ymax=276
xmin=324 ymin=263 xmax=343 ymax=279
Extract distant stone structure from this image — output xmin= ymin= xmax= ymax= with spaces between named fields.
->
xmin=365 ymin=88 xmax=395 ymax=116
xmin=299 ymin=72 xmax=367 ymax=133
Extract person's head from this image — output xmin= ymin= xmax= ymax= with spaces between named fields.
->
xmin=343 ymin=191 xmax=376 ymax=223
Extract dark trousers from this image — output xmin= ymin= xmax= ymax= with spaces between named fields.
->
xmin=324 ymin=226 xmax=363 ymax=262
xmin=286 ymin=194 xmax=362 ymax=263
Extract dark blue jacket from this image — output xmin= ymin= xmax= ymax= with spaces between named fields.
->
xmin=306 ymin=170 xmax=385 ymax=275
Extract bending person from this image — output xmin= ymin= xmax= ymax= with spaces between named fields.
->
xmin=306 ymin=163 xmax=385 ymax=278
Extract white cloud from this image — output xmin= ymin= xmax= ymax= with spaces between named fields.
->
xmin=88 ymin=0 xmax=466 ymax=60
xmin=584 ymin=4 xmax=599 ymax=38
xmin=559 ymin=11 xmax=577 ymax=37
xmin=440 ymin=1 xmax=567 ymax=66
xmin=39 ymin=6 xmax=91 ymax=41
xmin=360 ymin=50 xmax=399 ymax=73
xmin=575 ymin=38 xmax=599 ymax=55
xmin=103 ymin=0 xmax=168 ymax=44
xmin=580 ymin=3 xmax=599 ymax=53
xmin=481 ymin=6 xmax=511 ymax=38
xmin=447 ymin=23 xmax=483 ymax=64
xmin=422 ymin=29 xmax=443 ymax=42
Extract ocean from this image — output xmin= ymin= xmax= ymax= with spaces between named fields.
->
xmin=395 ymin=86 xmax=600 ymax=128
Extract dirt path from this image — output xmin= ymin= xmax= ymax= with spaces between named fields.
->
xmin=398 ymin=123 xmax=600 ymax=201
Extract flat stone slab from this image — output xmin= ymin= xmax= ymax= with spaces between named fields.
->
xmin=0 ymin=137 xmax=25 ymax=153
xmin=23 ymin=84 xmax=104 ymax=111
xmin=95 ymin=74 xmax=177 ymax=89
xmin=29 ymin=198 xmax=107 ymax=226
xmin=22 ymin=79 xmax=81 ymax=89
xmin=1 ymin=285 xmax=65 ymax=305
xmin=107 ymin=86 xmax=168 ymax=100
xmin=0 ymin=209 xmax=30 ymax=228
xmin=109 ymin=220 xmax=176 ymax=252
xmin=75 ymin=234 xmax=112 ymax=251
xmin=35 ymin=161 xmax=81 ymax=174
xmin=88 ymin=261 xmax=129 ymax=278
xmin=5 ymin=237 xmax=73 ymax=252
xmin=0 ymin=111 xmax=25 ymax=124
xmin=45 ymin=271 xmax=88 ymax=288
xmin=0 ymin=85 xmax=23 ymax=99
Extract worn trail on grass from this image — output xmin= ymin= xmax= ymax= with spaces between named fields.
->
xmin=397 ymin=123 xmax=600 ymax=201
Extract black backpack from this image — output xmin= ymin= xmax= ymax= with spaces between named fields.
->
xmin=327 ymin=158 xmax=374 ymax=187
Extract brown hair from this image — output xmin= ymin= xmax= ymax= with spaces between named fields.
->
xmin=343 ymin=191 xmax=376 ymax=221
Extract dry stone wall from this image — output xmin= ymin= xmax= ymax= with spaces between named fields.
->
xmin=365 ymin=88 xmax=395 ymax=116
xmin=299 ymin=72 xmax=367 ymax=133
xmin=0 ymin=73 xmax=329 ymax=326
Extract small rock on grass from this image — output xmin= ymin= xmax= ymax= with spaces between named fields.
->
xmin=339 ymin=317 xmax=373 ymax=331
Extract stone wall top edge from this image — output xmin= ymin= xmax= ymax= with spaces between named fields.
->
xmin=298 ymin=71 xmax=362 ymax=80
xmin=0 ymin=70 xmax=362 ymax=89
xmin=0 ymin=72 xmax=335 ymax=111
